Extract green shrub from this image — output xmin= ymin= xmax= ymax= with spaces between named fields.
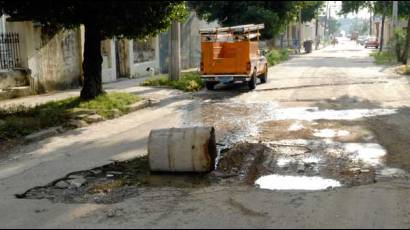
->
xmin=141 ymin=72 xmax=203 ymax=92
xmin=370 ymin=51 xmax=397 ymax=65
xmin=400 ymin=65 xmax=410 ymax=75
xmin=266 ymin=48 xmax=290 ymax=66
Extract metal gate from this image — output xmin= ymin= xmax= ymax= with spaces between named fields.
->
xmin=0 ymin=33 xmax=21 ymax=69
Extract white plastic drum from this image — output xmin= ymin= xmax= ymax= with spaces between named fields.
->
xmin=148 ymin=127 xmax=217 ymax=172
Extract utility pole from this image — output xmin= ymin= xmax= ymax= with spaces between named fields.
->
xmin=392 ymin=1 xmax=398 ymax=29
xmin=169 ymin=20 xmax=181 ymax=81
xmin=315 ymin=11 xmax=319 ymax=50
xmin=369 ymin=10 xmax=373 ymax=36
xmin=1 ymin=11 xmax=6 ymax=33
xmin=324 ymin=1 xmax=329 ymax=40
xmin=379 ymin=1 xmax=387 ymax=52
xmin=299 ymin=9 xmax=302 ymax=49
xmin=391 ymin=1 xmax=398 ymax=55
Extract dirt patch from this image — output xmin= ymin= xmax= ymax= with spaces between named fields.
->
xmin=365 ymin=111 xmax=410 ymax=172
xmin=215 ymin=143 xmax=275 ymax=185
xmin=258 ymin=119 xmax=375 ymax=143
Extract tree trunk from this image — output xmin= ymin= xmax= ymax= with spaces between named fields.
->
xmin=401 ymin=17 xmax=410 ymax=64
xmin=80 ymin=23 xmax=103 ymax=100
xmin=379 ymin=13 xmax=385 ymax=52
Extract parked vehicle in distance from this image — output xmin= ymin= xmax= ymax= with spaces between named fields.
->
xmin=351 ymin=31 xmax=359 ymax=40
xmin=199 ymin=24 xmax=268 ymax=90
xmin=365 ymin=36 xmax=379 ymax=49
xmin=357 ymin=35 xmax=369 ymax=46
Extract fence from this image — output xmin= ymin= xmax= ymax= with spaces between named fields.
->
xmin=0 ymin=33 xmax=21 ymax=69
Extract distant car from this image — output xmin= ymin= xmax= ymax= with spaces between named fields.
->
xmin=365 ymin=37 xmax=379 ymax=49
xmin=357 ymin=35 xmax=368 ymax=46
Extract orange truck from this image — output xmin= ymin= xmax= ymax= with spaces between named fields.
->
xmin=199 ymin=24 xmax=268 ymax=90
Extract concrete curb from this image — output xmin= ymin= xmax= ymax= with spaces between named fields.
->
xmin=24 ymin=126 xmax=64 ymax=142
xmin=22 ymin=99 xmax=158 ymax=142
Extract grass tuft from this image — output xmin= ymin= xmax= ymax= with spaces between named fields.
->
xmin=0 ymin=92 xmax=140 ymax=140
xmin=141 ymin=71 xmax=203 ymax=92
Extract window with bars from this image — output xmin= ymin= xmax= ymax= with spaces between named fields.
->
xmin=0 ymin=33 xmax=21 ymax=69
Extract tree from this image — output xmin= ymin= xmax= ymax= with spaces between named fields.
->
xmin=328 ymin=19 xmax=341 ymax=36
xmin=340 ymin=1 xmax=410 ymax=64
xmin=0 ymin=1 xmax=187 ymax=99
xmin=300 ymin=1 xmax=325 ymax=23
xmin=189 ymin=1 xmax=324 ymax=39
xmin=339 ymin=1 xmax=371 ymax=15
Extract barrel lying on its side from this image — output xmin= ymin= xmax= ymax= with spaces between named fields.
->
xmin=148 ymin=127 xmax=217 ymax=173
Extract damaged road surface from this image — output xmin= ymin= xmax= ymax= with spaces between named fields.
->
xmin=2 ymin=39 xmax=410 ymax=228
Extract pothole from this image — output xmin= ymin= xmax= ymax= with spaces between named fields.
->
xmin=16 ymin=141 xmax=408 ymax=204
xmin=16 ymin=156 xmax=211 ymax=204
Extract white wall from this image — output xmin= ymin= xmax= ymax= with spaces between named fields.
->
xmin=7 ymin=21 xmax=83 ymax=93
xmin=101 ymin=39 xmax=117 ymax=83
xmin=0 ymin=15 xmax=6 ymax=33
xmin=128 ymin=37 xmax=160 ymax=78
xmin=79 ymin=25 xmax=117 ymax=83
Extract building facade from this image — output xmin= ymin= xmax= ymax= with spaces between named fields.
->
xmin=3 ymin=20 xmax=116 ymax=94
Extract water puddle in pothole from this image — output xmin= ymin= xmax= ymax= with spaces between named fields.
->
xmin=183 ymin=100 xmax=407 ymax=190
xmin=16 ymin=140 xmax=408 ymax=203
xmin=182 ymin=100 xmax=397 ymax=148
xmin=313 ymin=129 xmax=350 ymax=138
xmin=255 ymin=175 xmax=342 ymax=191
xmin=16 ymin=101 xmax=406 ymax=203
xmin=265 ymin=107 xmax=397 ymax=121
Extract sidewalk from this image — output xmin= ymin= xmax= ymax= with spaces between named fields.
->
xmin=0 ymin=76 xmax=179 ymax=108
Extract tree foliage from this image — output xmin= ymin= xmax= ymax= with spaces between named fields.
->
xmin=0 ymin=1 xmax=187 ymax=39
xmin=339 ymin=1 xmax=371 ymax=15
xmin=189 ymin=1 xmax=324 ymax=39
xmin=300 ymin=1 xmax=325 ymax=23
xmin=340 ymin=1 xmax=410 ymax=19
xmin=340 ymin=1 xmax=410 ymax=64
xmin=0 ymin=1 xmax=187 ymax=99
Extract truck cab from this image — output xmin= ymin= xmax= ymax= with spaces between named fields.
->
xmin=199 ymin=24 xmax=268 ymax=90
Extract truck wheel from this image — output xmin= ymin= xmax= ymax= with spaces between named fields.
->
xmin=260 ymin=65 xmax=268 ymax=84
xmin=205 ymin=82 xmax=217 ymax=90
xmin=248 ymin=74 xmax=256 ymax=90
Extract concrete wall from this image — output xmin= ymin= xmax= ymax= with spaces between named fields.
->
xmin=128 ymin=37 xmax=159 ymax=78
xmin=273 ymin=19 xmax=323 ymax=49
xmin=79 ymin=25 xmax=117 ymax=83
xmin=4 ymin=22 xmax=118 ymax=94
xmin=115 ymin=37 xmax=160 ymax=79
xmin=0 ymin=69 xmax=29 ymax=89
xmin=101 ymin=39 xmax=117 ymax=83
xmin=377 ymin=18 xmax=408 ymax=50
xmin=6 ymin=21 xmax=82 ymax=93
xmin=159 ymin=12 xmax=219 ymax=73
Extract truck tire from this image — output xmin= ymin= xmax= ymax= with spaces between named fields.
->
xmin=206 ymin=81 xmax=217 ymax=90
xmin=248 ymin=73 xmax=256 ymax=90
xmin=259 ymin=65 xmax=268 ymax=84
